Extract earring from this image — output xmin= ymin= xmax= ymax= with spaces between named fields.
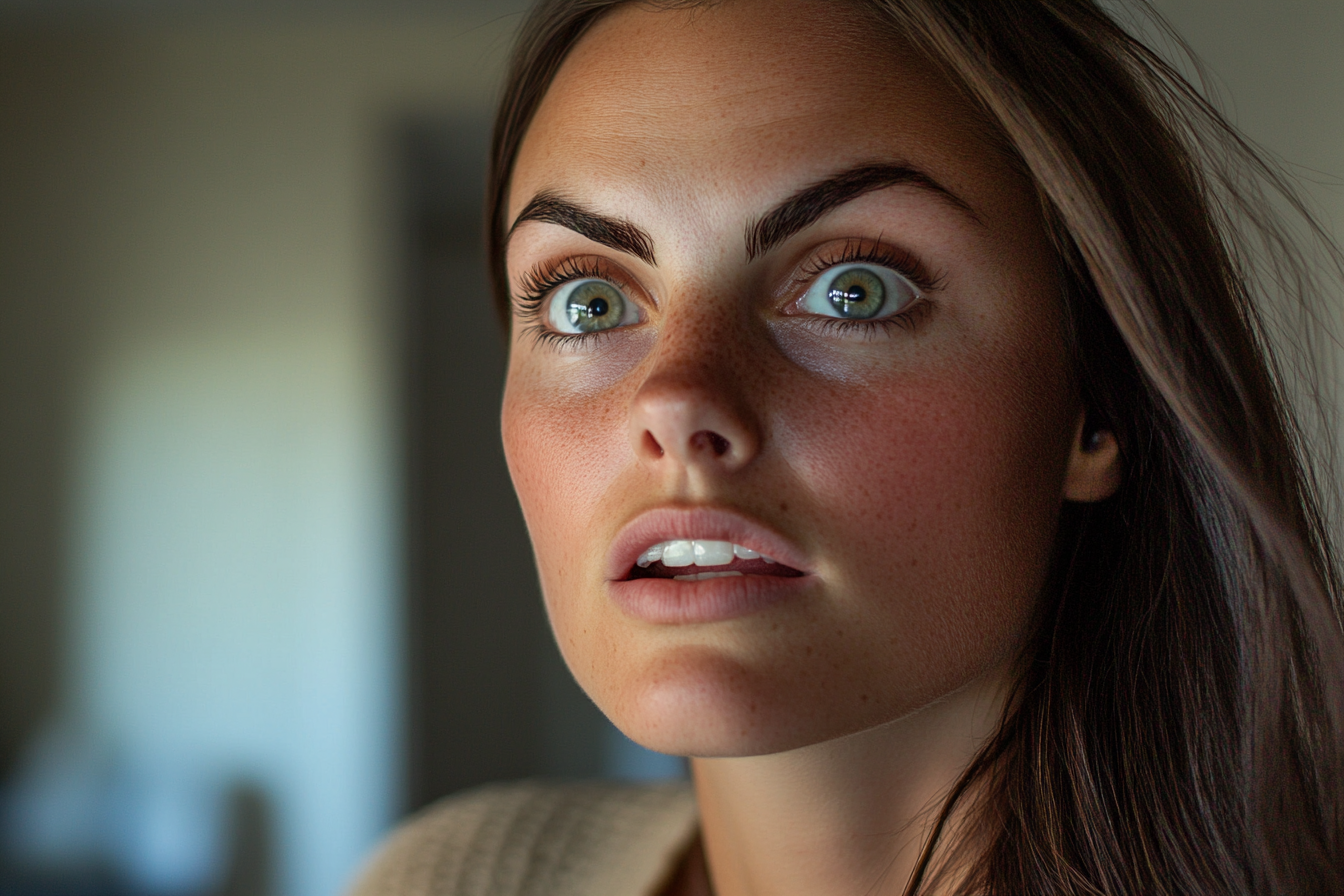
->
xmin=1082 ymin=427 xmax=1106 ymax=453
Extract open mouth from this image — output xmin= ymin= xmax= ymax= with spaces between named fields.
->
xmin=625 ymin=539 xmax=805 ymax=581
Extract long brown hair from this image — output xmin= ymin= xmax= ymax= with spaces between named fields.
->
xmin=486 ymin=1 xmax=1344 ymax=893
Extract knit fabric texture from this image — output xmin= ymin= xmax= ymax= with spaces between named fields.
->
xmin=347 ymin=780 xmax=698 ymax=896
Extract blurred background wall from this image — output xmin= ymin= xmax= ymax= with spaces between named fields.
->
xmin=0 ymin=1 xmax=1338 ymax=895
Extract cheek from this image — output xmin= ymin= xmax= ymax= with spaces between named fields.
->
xmin=794 ymin=375 xmax=1066 ymax=551
xmin=778 ymin=345 xmax=1076 ymax=666
xmin=501 ymin=359 xmax=631 ymax=611
xmin=500 ymin=328 xmax=656 ymax=543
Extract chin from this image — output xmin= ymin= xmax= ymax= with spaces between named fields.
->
xmin=586 ymin=643 xmax=921 ymax=759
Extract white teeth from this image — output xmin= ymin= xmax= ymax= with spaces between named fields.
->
xmin=693 ymin=540 xmax=734 ymax=566
xmin=673 ymin=571 xmax=745 ymax=581
xmin=637 ymin=539 xmax=778 ymax=569
xmin=660 ymin=540 xmax=695 ymax=567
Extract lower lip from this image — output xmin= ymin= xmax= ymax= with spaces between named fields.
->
xmin=609 ymin=574 xmax=813 ymax=624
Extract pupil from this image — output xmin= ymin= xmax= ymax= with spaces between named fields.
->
xmin=830 ymin=285 xmax=866 ymax=306
xmin=588 ymin=297 xmax=610 ymax=318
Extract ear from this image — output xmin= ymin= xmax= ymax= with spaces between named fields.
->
xmin=1063 ymin=409 xmax=1122 ymax=502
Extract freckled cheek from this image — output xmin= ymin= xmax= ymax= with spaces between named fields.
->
xmin=501 ymin=374 xmax=632 ymax=597
xmin=780 ymin=368 xmax=1070 ymax=608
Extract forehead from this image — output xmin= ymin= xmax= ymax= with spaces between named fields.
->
xmin=510 ymin=0 xmax=1017 ymax=229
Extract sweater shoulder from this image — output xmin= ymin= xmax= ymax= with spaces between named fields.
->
xmin=346 ymin=779 xmax=697 ymax=896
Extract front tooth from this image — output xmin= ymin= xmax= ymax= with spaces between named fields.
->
xmin=660 ymin=540 xmax=695 ymax=568
xmin=733 ymin=544 xmax=761 ymax=560
xmin=693 ymin=540 xmax=734 ymax=566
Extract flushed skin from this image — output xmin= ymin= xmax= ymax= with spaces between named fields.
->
xmin=500 ymin=0 xmax=1119 ymax=764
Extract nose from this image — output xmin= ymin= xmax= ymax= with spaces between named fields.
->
xmin=629 ymin=328 xmax=762 ymax=476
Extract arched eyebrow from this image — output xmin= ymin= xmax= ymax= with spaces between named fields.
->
xmin=509 ymin=191 xmax=656 ymax=265
xmin=508 ymin=163 xmax=976 ymax=269
xmin=745 ymin=163 xmax=980 ymax=261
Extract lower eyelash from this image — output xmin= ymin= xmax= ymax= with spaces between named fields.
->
xmin=810 ymin=303 xmax=929 ymax=338
xmin=520 ymin=322 xmax=621 ymax=350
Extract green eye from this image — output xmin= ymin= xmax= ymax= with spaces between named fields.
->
xmin=547 ymin=279 xmax=635 ymax=334
xmin=799 ymin=263 xmax=919 ymax=321
xmin=826 ymin=267 xmax=884 ymax=319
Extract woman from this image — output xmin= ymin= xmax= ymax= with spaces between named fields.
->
xmin=354 ymin=1 xmax=1344 ymax=893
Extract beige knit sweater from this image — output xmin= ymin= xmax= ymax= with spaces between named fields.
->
xmin=347 ymin=780 xmax=699 ymax=896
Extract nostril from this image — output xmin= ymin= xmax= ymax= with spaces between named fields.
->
xmin=692 ymin=430 xmax=731 ymax=458
xmin=642 ymin=431 xmax=665 ymax=458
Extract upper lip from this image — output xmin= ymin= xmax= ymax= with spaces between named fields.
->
xmin=606 ymin=506 xmax=811 ymax=580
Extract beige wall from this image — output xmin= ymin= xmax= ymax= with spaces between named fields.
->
xmin=1156 ymin=0 xmax=1344 ymax=195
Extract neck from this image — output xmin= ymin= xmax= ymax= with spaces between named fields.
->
xmin=688 ymin=673 xmax=1008 ymax=896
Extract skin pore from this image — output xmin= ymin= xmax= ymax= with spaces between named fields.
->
xmin=500 ymin=1 xmax=1122 ymax=894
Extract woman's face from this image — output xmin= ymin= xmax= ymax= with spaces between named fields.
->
xmin=502 ymin=0 xmax=1096 ymax=757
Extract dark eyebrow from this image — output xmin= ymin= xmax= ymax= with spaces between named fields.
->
xmin=508 ymin=191 xmax=656 ymax=266
xmin=745 ymin=163 xmax=979 ymax=261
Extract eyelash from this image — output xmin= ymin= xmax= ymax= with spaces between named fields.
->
xmin=511 ymin=239 xmax=942 ymax=347
xmin=513 ymin=257 xmax=633 ymax=349
xmin=791 ymin=238 xmax=941 ymax=337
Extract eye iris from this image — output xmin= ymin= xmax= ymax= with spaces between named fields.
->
xmin=565 ymin=281 xmax=624 ymax=332
xmin=827 ymin=268 xmax=885 ymax=319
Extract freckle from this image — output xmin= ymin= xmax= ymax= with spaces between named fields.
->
xmin=860 ymin=694 xmax=869 ymax=703
xmin=804 ymin=646 xmax=813 ymax=656
xmin=779 ymin=502 xmax=789 ymax=513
